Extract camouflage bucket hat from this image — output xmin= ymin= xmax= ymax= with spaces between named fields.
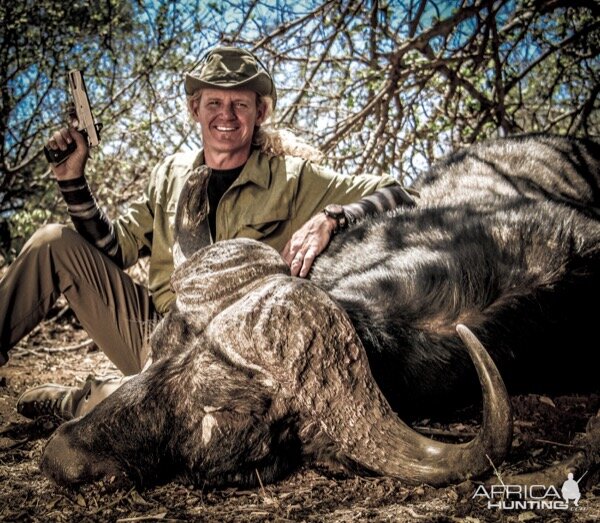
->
xmin=184 ymin=47 xmax=277 ymax=108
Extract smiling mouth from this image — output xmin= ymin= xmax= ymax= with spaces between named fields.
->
xmin=214 ymin=126 xmax=238 ymax=132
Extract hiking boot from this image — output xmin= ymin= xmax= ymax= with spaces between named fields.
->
xmin=0 ymin=348 xmax=8 ymax=366
xmin=16 ymin=383 xmax=83 ymax=420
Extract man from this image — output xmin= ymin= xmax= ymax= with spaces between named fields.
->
xmin=0 ymin=47 xmax=414 ymax=419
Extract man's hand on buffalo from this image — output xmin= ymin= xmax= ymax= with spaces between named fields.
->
xmin=282 ymin=212 xmax=338 ymax=277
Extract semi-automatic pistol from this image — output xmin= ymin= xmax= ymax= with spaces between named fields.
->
xmin=44 ymin=70 xmax=103 ymax=165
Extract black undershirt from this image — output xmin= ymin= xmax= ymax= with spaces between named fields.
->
xmin=207 ymin=164 xmax=245 ymax=240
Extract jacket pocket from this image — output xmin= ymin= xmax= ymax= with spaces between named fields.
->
xmin=237 ymin=207 xmax=290 ymax=240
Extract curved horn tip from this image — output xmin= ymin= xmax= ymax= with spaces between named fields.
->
xmin=173 ymin=166 xmax=212 ymax=265
xmin=456 ymin=322 xmax=513 ymax=462
xmin=456 ymin=323 xmax=479 ymax=348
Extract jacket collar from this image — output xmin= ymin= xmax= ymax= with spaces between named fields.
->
xmin=193 ymin=148 xmax=270 ymax=190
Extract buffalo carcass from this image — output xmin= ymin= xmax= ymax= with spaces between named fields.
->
xmin=40 ymin=134 xmax=599 ymax=489
xmin=314 ymin=133 xmax=599 ymax=416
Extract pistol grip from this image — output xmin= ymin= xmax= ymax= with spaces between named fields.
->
xmin=44 ymin=140 xmax=78 ymax=165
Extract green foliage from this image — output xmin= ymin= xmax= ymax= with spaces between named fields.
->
xmin=8 ymin=207 xmax=53 ymax=253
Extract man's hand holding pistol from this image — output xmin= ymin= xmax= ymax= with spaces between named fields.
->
xmin=44 ymin=70 xmax=102 ymax=181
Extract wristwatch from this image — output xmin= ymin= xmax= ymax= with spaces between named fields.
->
xmin=322 ymin=204 xmax=348 ymax=234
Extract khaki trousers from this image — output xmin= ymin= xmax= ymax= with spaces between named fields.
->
xmin=0 ymin=224 xmax=159 ymax=415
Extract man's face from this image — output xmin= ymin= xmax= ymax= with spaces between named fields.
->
xmin=191 ymin=88 xmax=266 ymax=163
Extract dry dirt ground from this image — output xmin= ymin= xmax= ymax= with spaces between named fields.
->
xmin=1 ymin=307 xmax=599 ymax=522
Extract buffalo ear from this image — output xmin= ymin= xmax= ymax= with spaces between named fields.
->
xmin=173 ymin=166 xmax=212 ymax=267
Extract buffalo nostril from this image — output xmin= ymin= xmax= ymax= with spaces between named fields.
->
xmin=41 ymin=430 xmax=89 ymax=485
xmin=41 ymin=426 xmax=122 ymax=486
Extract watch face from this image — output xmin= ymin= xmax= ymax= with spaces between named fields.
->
xmin=325 ymin=204 xmax=344 ymax=217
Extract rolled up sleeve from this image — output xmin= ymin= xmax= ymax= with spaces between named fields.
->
xmin=291 ymin=162 xmax=398 ymax=232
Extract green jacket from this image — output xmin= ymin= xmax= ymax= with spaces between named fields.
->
xmin=114 ymin=149 xmax=397 ymax=314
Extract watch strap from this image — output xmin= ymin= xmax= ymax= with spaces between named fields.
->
xmin=323 ymin=204 xmax=348 ymax=234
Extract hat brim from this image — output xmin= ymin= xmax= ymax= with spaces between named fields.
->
xmin=184 ymin=71 xmax=275 ymax=100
